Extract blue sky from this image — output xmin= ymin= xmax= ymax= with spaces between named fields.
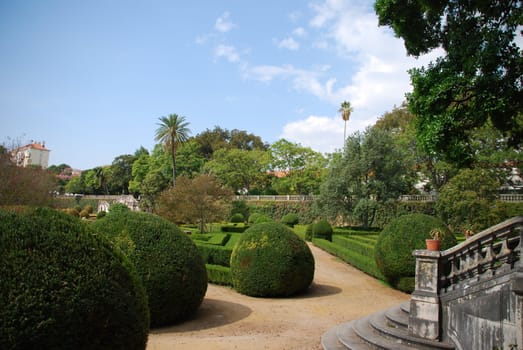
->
xmin=1 ymin=0 xmax=440 ymax=170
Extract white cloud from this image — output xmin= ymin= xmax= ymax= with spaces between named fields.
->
xmin=274 ymin=1 xmax=445 ymax=153
xmin=214 ymin=44 xmax=240 ymax=62
xmin=293 ymin=27 xmax=306 ymax=37
xmin=282 ymin=116 xmax=343 ymax=153
xmin=215 ymin=11 xmax=235 ymax=33
xmin=277 ymin=37 xmax=300 ymax=50
xmin=281 ymin=114 xmax=370 ymax=154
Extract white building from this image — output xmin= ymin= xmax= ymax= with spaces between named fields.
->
xmin=11 ymin=142 xmax=50 ymax=169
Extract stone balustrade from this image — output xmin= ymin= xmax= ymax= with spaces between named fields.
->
xmin=410 ymin=216 xmax=523 ymax=349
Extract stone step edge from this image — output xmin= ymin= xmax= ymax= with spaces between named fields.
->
xmin=369 ymin=312 xmax=455 ymax=350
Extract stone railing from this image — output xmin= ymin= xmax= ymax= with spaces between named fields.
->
xmin=439 ymin=216 xmax=522 ymax=293
xmin=399 ymin=194 xmax=523 ymax=202
xmin=409 ymin=216 xmax=523 ymax=349
xmin=233 ymin=195 xmax=316 ymax=202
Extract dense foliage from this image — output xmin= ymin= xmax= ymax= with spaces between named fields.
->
xmin=312 ymin=219 xmax=333 ymax=241
xmin=156 ymin=174 xmax=232 ymax=232
xmin=90 ymin=210 xmax=207 ymax=327
xmin=374 ymin=214 xmax=456 ymax=291
xmin=281 ymin=213 xmax=299 ymax=227
xmin=230 ymin=222 xmax=315 ymax=297
xmin=0 ymin=207 xmax=149 ymax=349
xmin=436 ymin=168 xmax=502 ymax=232
xmin=314 ymin=126 xmax=417 ymax=226
xmin=375 ymin=0 xmax=523 ymax=165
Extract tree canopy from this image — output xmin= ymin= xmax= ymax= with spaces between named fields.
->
xmin=375 ymin=0 xmax=523 ymax=165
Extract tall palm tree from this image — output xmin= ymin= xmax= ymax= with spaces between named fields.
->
xmin=155 ymin=114 xmax=191 ymax=187
xmin=338 ymin=101 xmax=353 ymax=142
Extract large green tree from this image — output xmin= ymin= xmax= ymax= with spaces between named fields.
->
xmin=315 ymin=127 xmax=417 ymax=226
xmin=194 ymin=126 xmax=267 ymax=159
xmin=155 ymin=114 xmax=191 ymax=187
xmin=204 ymin=148 xmax=270 ymax=193
xmin=269 ymin=139 xmax=327 ymax=195
xmin=375 ymin=0 xmax=523 ymax=165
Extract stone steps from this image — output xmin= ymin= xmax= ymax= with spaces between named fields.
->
xmin=321 ymin=302 xmax=455 ymax=350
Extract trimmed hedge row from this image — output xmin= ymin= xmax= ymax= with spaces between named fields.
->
xmin=207 ymin=233 xmax=230 ymax=246
xmin=313 ymin=238 xmax=384 ymax=280
xmin=195 ymin=242 xmax=233 ymax=267
xmin=221 ymin=224 xmax=249 ymax=233
xmin=332 ymin=235 xmax=376 ymax=258
xmin=206 ymin=264 xmax=232 ymax=285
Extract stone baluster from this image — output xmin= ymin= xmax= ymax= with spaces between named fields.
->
xmin=409 ymin=250 xmax=441 ymax=340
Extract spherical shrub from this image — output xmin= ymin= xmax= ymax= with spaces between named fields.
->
xmin=230 ymin=222 xmax=315 ymax=297
xmin=374 ymin=213 xmax=456 ymax=290
xmin=248 ymin=212 xmax=272 ymax=224
xmin=281 ymin=213 xmax=299 ymax=227
xmin=0 ymin=207 xmax=149 ymax=350
xmin=91 ymin=210 xmax=207 ymax=327
xmin=305 ymin=223 xmax=314 ymax=242
xmin=313 ymin=219 xmax=333 ymax=241
xmin=230 ymin=213 xmax=244 ymax=223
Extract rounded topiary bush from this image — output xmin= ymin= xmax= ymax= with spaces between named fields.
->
xmin=374 ymin=213 xmax=456 ymax=290
xmin=0 ymin=207 xmax=149 ymax=350
xmin=248 ymin=212 xmax=272 ymax=224
xmin=90 ymin=210 xmax=207 ymax=327
xmin=305 ymin=223 xmax=314 ymax=242
xmin=230 ymin=222 xmax=315 ymax=297
xmin=312 ymin=219 xmax=333 ymax=241
xmin=230 ymin=212 xmax=244 ymax=223
xmin=281 ymin=213 xmax=299 ymax=227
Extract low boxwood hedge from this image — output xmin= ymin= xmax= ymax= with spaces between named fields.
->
xmin=206 ymin=264 xmax=232 ymax=285
xmin=313 ymin=238 xmax=384 ymax=280
xmin=195 ymin=243 xmax=233 ymax=267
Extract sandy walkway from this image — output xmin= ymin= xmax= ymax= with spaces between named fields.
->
xmin=147 ymin=244 xmax=409 ymax=350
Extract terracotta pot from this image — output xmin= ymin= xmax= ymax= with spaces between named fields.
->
xmin=425 ymin=239 xmax=441 ymax=251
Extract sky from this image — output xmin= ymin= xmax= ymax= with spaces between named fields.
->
xmin=1 ymin=0 xmax=441 ymax=170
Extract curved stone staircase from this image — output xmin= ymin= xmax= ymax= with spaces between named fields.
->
xmin=321 ymin=302 xmax=455 ymax=350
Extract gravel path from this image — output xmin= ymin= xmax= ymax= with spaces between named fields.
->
xmin=147 ymin=244 xmax=409 ymax=350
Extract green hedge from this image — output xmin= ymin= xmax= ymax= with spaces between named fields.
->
xmin=206 ymin=264 xmax=232 ymax=285
xmin=221 ymin=224 xmax=249 ymax=233
xmin=207 ymin=233 xmax=231 ymax=245
xmin=374 ymin=213 xmax=456 ymax=292
xmin=313 ymin=219 xmax=333 ymax=241
xmin=332 ymin=235 xmax=376 ymax=257
xmin=313 ymin=238 xmax=384 ymax=280
xmin=0 ymin=207 xmax=149 ymax=350
xmin=225 ymin=233 xmax=242 ymax=248
xmin=91 ymin=211 xmax=207 ymax=327
xmin=231 ymin=222 xmax=315 ymax=297
xmin=195 ymin=242 xmax=233 ymax=267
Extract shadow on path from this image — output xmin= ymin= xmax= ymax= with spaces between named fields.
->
xmin=294 ymin=282 xmax=342 ymax=299
xmin=151 ymin=298 xmax=252 ymax=334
